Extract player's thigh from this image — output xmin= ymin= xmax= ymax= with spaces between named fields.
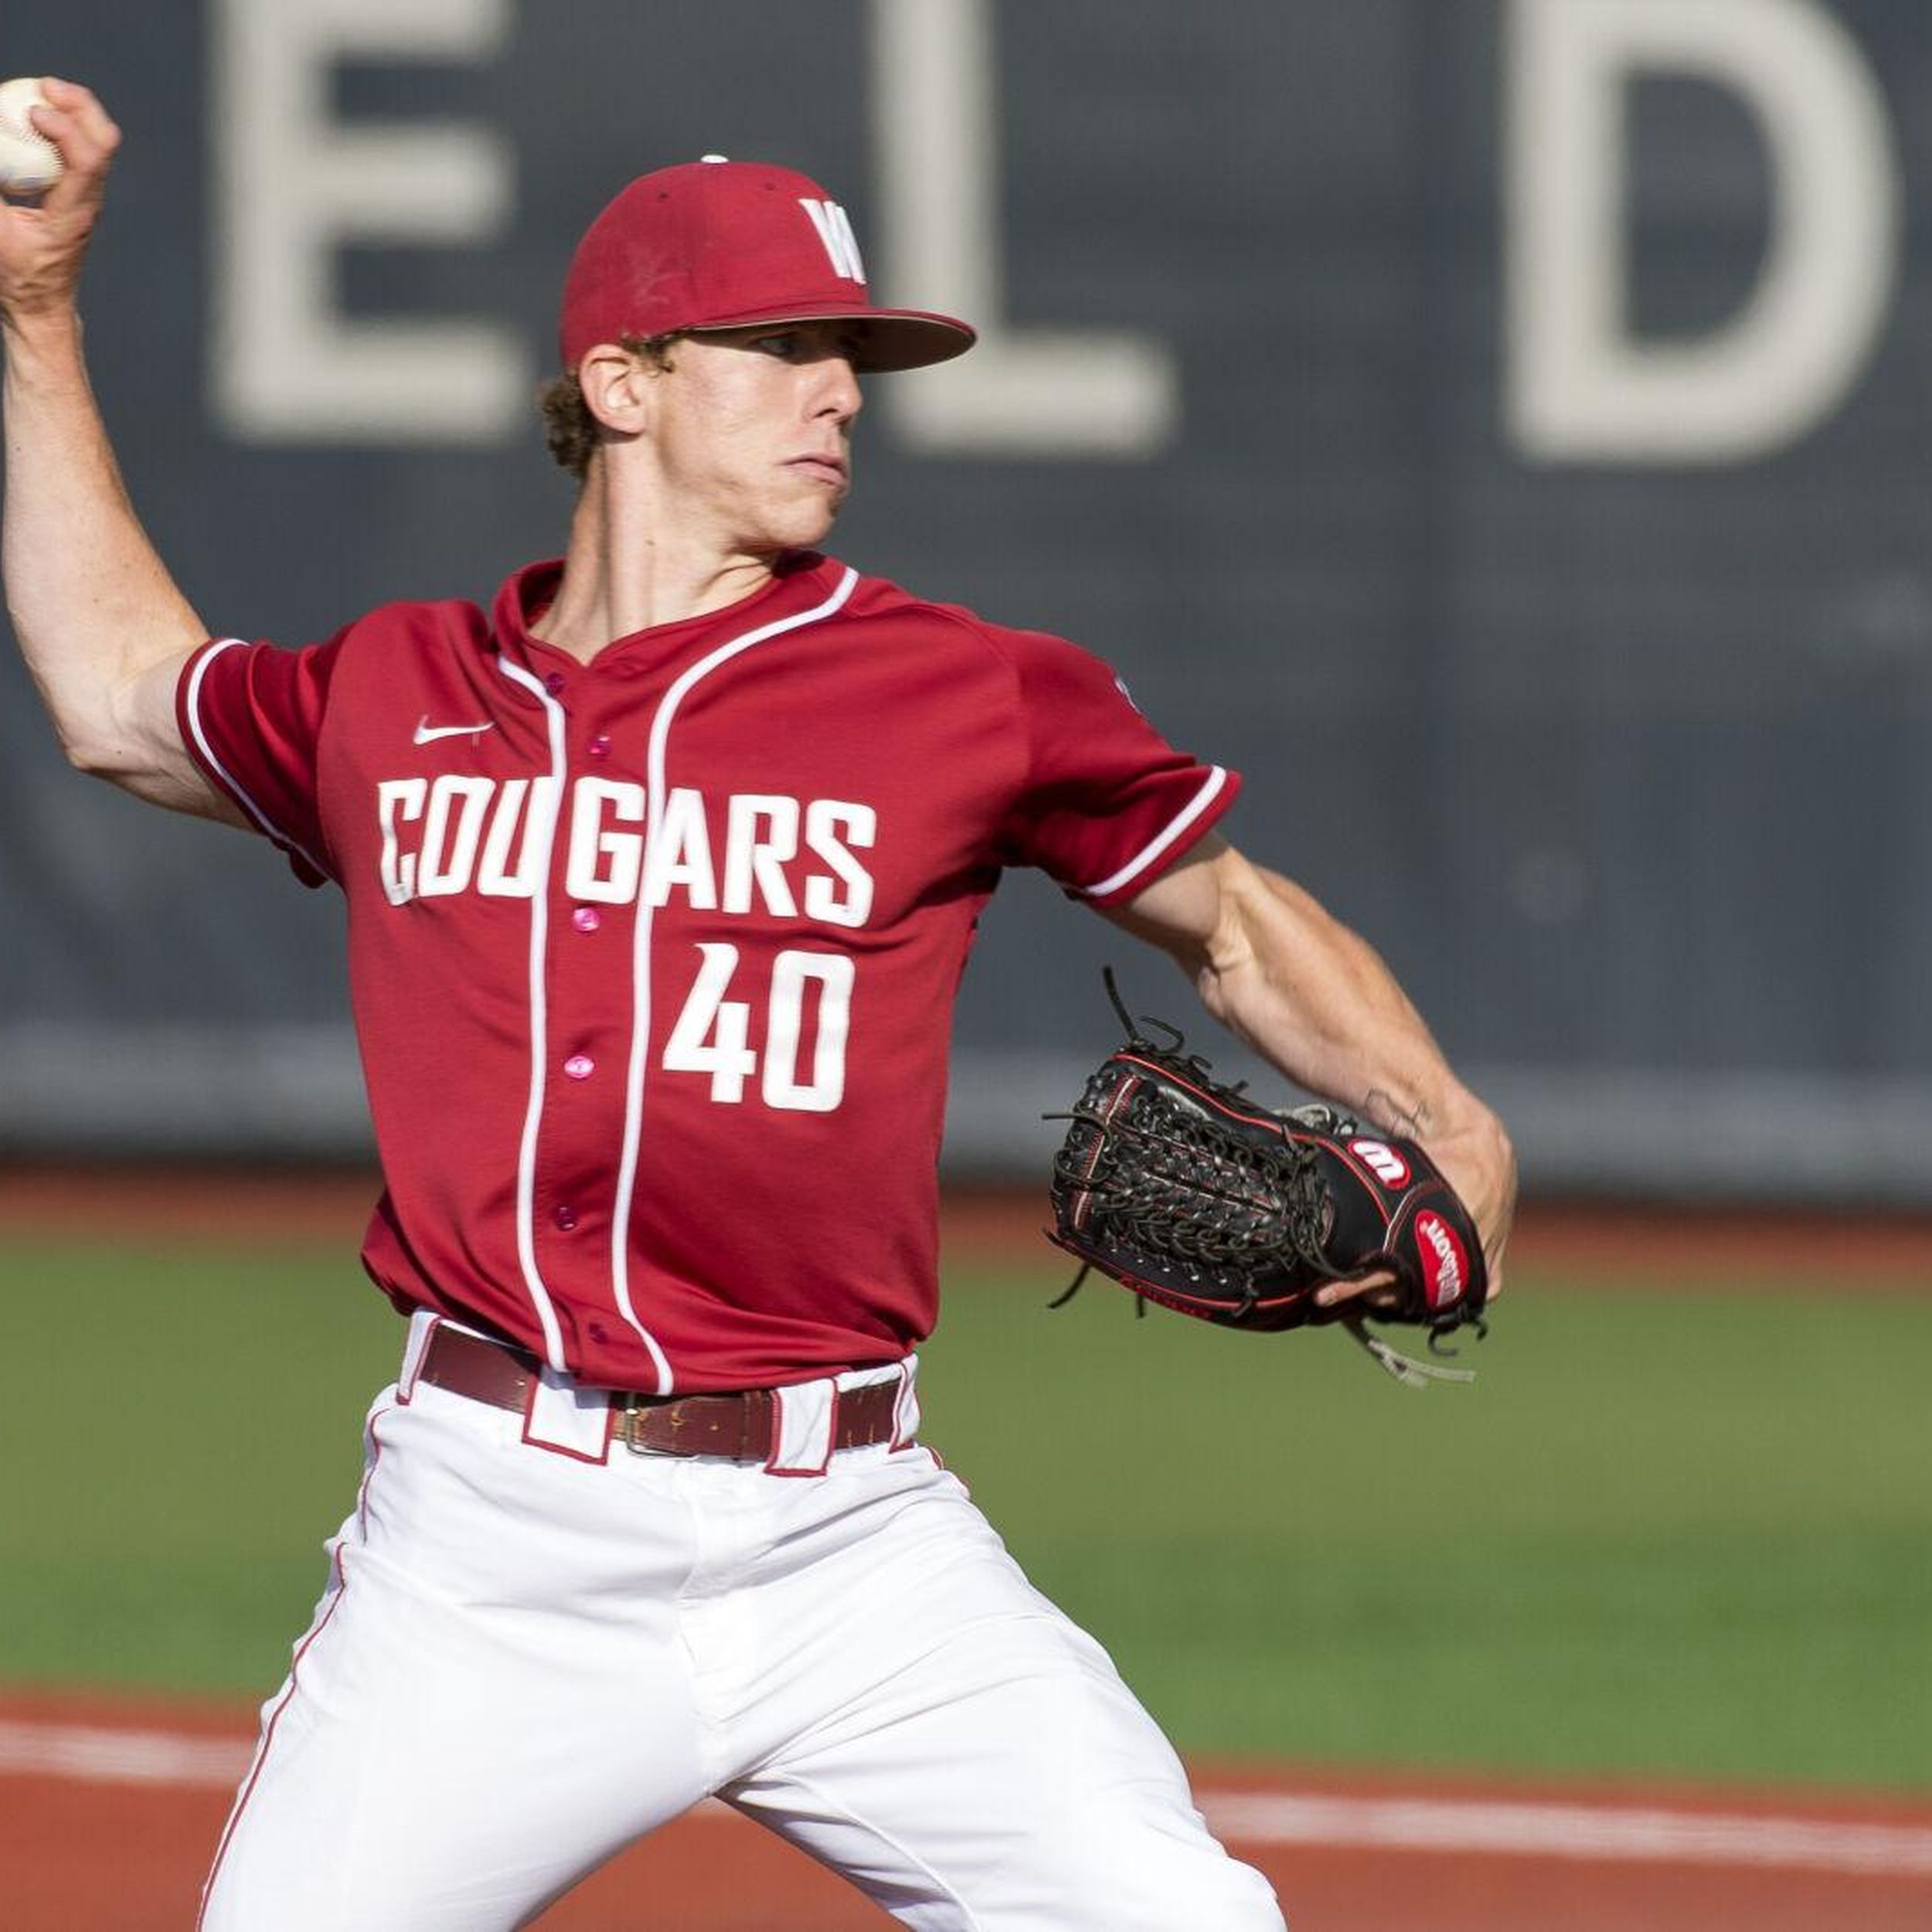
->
xmin=727 ymin=1467 xmax=1282 ymax=1931
xmin=200 ymin=1388 xmax=711 ymax=1932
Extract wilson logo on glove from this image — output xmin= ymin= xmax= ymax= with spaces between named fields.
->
xmin=1349 ymin=1138 xmax=1411 ymax=1189
xmin=1413 ymin=1210 xmax=1468 ymax=1311
xmin=1044 ymin=972 xmax=1489 ymax=1386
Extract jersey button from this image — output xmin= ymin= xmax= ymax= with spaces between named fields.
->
xmin=544 ymin=672 xmax=566 ymax=696
xmin=587 ymin=733 xmax=612 ymax=760
xmin=563 ymin=1053 xmax=595 ymax=1081
xmin=552 ymin=1204 xmax=579 ymax=1232
xmin=572 ymin=906 xmax=601 ymax=934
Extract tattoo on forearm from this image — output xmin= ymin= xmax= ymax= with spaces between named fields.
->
xmin=1361 ymin=1089 xmax=1430 ymax=1138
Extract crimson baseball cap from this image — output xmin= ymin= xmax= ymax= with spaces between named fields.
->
xmin=559 ymin=156 xmax=976 ymax=374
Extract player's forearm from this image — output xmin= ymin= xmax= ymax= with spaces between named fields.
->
xmin=1190 ymin=859 xmax=1462 ymax=1133
xmin=1120 ymin=839 xmax=1515 ymax=1263
xmin=2 ymin=306 xmax=208 ymax=774
xmin=1190 ymin=854 xmax=1517 ymax=1279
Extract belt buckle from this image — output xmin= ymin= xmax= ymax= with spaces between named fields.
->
xmin=614 ymin=1392 xmax=678 ymax=1457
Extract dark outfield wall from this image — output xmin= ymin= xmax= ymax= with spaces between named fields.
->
xmin=5 ymin=0 xmax=1932 ymax=1199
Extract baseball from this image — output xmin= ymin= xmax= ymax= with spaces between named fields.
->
xmin=0 ymin=77 xmax=62 ymax=196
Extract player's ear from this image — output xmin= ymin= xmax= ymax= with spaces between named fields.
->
xmin=577 ymin=342 xmax=655 ymax=437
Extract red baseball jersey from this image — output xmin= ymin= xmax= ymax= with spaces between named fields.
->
xmin=177 ymin=552 xmax=1239 ymax=1393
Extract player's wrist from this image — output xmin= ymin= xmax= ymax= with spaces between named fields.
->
xmin=1 ymin=297 xmax=85 ymax=365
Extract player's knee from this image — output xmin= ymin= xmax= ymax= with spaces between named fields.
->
xmin=1143 ymin=1858 xmax=1284 ymax=1931
xmin=1060 ymin=1837 xmax=1284 ymax=1930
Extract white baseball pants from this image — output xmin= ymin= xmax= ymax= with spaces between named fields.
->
xmin=199 ymin=1323 xmax=1283 ymax=1930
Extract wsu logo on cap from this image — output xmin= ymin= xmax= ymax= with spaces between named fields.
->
xmin=799 ymin=199 xmax=867 ymax=284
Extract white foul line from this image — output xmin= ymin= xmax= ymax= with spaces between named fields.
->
xmin=1198 ymin=1791 xmax=1932 ymax=1879
xmin=3 ymin=1720 xmax=1930 ymax=1880
xmin=0 ymin=1719 xmax=252 ymax=1788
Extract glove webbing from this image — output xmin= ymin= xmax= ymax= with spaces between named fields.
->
xmin=1059 ymin=971 xmax=1330 ymax=1284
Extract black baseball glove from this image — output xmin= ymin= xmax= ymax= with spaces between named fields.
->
xmin=1046 ymin=975 xmax=1489 ymax=1385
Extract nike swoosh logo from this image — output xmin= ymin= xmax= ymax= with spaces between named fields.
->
xmin=413 ymin=717 xmax=496 ymax=745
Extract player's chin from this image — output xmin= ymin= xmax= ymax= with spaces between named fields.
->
xmin=765 ymin=495 xmax=845 ymax=549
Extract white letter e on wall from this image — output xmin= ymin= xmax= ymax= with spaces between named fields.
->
xmin=212 ymin=0 xmax=526 ymax=446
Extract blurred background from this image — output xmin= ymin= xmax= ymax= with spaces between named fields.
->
xmin=9 ymin=0 xmax=1932 ymax=1203
xmin=6 ymin=8 xmax=1932 ymax=1927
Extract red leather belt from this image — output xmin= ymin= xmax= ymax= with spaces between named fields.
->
xmin=415 ymin=1321 xmax=903 ymax=1461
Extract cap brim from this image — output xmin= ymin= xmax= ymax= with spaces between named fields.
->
xmin=684 ymin=304 xmax=977 ymax=373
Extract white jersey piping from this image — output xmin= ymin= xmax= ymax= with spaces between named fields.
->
xmin=1079 ymin=764 xmax=1229 ymax=901
xmin=613 ymin=566 xmax=862 ymax=1393
xmin=492 ymin=658 xmax=571 ymax=1372
xmin=184 ymin=639 xmax=331 ymax=880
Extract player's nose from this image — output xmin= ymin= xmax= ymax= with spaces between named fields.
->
xmin=817 ymin=356 xmax=862 ymax=423
xmin=804 ymin=340 xmax=862 ymax=423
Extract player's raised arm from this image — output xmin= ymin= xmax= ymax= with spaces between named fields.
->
xmin=1109 ymin=831 xmax=1518 ymax=1298
xmin=0 ymin=77 xmax=233 ymax=818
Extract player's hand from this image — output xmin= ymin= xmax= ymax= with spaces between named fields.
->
xmin=0 ymin=79 xmax=120 ymax=328
xmin=1312 ymin=1105 xmax=1517 ymax=1312
xmin=1417 ymin=1106 xmax=1517 ymax=1303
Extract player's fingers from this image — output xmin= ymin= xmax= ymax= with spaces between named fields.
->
xmin=1312 ymin=1269 xmax=1399 ymax=1311
xmin=25 ymin=81 xmax=121 ymax=194
xmin=34 ymin=77 xmax=113 ymax=134
xmin=29 ymin=105 xmax=121 ymax=181
xmin=1481 ymin=1193 xmax=1515 ymax=1301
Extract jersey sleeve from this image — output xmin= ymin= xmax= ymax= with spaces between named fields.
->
xmin=991 ymin=627 xmax=1240 ymax=906
xmin=175 ymin=634 xmax=345 ymax=887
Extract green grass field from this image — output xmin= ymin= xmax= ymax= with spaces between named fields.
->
xmin=4 ymin=1231 xmax=1929 ymax=1791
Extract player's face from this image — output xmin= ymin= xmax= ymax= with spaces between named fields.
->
xmin=645 ymin=322 xmax=864 ymax=556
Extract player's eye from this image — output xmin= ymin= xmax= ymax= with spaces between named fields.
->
xmin=750 ymin=332 xmax=803 ymax=359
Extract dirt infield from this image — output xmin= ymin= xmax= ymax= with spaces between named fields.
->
xmin=5 ymin=1692 xmax=1932 ymax=1930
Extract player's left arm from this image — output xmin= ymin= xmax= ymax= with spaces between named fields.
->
xmin=1107 ymin=832 xmax=1518 ymax=1301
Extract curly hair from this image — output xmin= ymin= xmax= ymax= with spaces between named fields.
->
xmin=538 ymin=333 xmax=683 ymax=481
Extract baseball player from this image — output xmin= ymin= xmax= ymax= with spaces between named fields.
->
xmin=1 ymin=80 xmax=1515 ymax=1930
